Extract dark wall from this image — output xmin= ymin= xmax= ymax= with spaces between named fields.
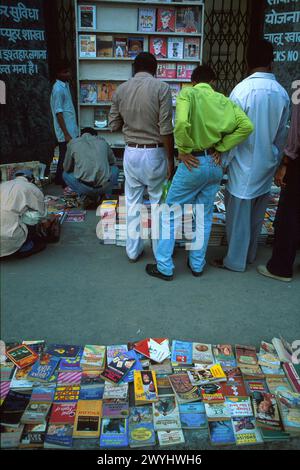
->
xmin=0 ymin=0 xmax=55 ymax=166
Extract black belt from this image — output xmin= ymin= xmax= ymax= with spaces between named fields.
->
xmin=127 ymin=143 xmax=164 ymax=149
xmin=192 ymin=148 xmax=214 ymax=157
xmin=79 ymin=179 xmax=108 ymax=189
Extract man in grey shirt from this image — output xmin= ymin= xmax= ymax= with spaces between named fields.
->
xmin=63 ymin=128 xmax=119 ymax=206
xmin=109 ymin=52 xmax=174 ymax=262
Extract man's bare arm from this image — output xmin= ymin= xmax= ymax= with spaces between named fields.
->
xmin=57 ymin=113 xmax=72 ymax=142
xmin=161 ymin=133 xmax=175 ymax=180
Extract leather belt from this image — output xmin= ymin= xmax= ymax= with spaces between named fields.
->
xmin=127 ymin=143 xmax=164 ymax=149
xmin=79 ymin=179 xmax=105 ymax=189
xmin=192 ymin=147 xmax=215 ymax=157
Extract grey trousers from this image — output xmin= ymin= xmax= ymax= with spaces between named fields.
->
xmin=223 ymin=190 xmax=270 ymax=272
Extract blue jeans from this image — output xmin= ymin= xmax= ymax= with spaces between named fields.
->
xmin=155 ymin=155 xmax=223 ymax=276
xmin=63 ymin=166 xmax=119 ymax=198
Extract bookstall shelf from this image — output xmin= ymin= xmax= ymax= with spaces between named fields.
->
xmin=75 ymin=0 xmax=205 ymax=148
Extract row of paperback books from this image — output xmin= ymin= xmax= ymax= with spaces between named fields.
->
xmin=79 ymin=35 xmax=201 ymax=60
xmin=1 ymin=337 xmax=299 ymax=448
xmin=78 ymin=5 xmax=202 ymax=34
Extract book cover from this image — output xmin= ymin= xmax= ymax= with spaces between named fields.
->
xmin=129 ymin=406 xmax=156 ymax=448
xmin=157 ymin=8 xmax=176 ymax=33
xmin=232 ymin=417 xmax=263 ymax=445
xmin=0 ymin=424 xmax=24 ymax=448
xmin=283 ymin=363 xmax=300 ymax=393
xmin=167 ymin=37 xmax=184 ymax=60
xmin=171 ymin=341 xmax=193 ymax=366
xmin=220 ymin=377 xmax=248 ymax=397
xmin=212 ymin=345 xmax=237 ymax=369
xmin=46 ymin=344 xmax=81 ymax=358
xmin=266 ymin=377 xmax=292 ymax=395
xmin=44 ymin=423 xmax=74 ymax=448
xmin=277 ymin=391 xmax=300 ymax=433
xmin=102 ymin=399 xmax=129 ymax=419
xmin=134 ymin=370 xmax=158 ymax=404
xmin=169 ymin=83 xmax=181 ymax=106
xmin=54 ymin=385 xmax=80 ymax=403
xmin=81 ymin=370 xmax=105 ymax=386
xmin=157 ymin=429 xmax=185 ymax=446
xmin=133 ymin=338 xmax=169 ymax=364
xmin=101 ymin=352 xmax=136 ymax=385
xmin=79 ymin=34 xmax=97 ymax=58
xmin=78 ymin=4 xmax=96 ymax=30
xmin=236 ymin=345 xmax=258 ymax=366
xmin=94 ymin=108 xmax=109 ymax=129
xmin=49 ymin=403 xmax=77 ymax=424
xmin=261 ymin=365 xmax=285 ymax=378
xmin=150 ymin=37 xmax=167 ymax=59
xmin=28 ymin=354 xmax=60 ymax=382
xmin=187 ymin=364 xmax=226 ymax=386
xmin=258 ymin=341 xmax=281 ymax=369
xmin=100 ymin=418 xmax=129 ymax=448
xmin=200 ymin=383 xmax=225 ymax=404
xmin=121 ymin=350 xmax=143 ymax=383
xmin=205 ymin=402 xmax=232 ymax=421
xmin=168 ymin=373 xmax=202 ymax=403
xmin=175 ymin=7 xmax=200 ymax=33
xmin=179 ymin=402 xmax=207 ymax=429
xmin=272 ymin=337 xmax=293 ymax=363
xmin=97 ymin=35 xmax=113 ymax=57
xmin=97 ymin=82 xmax=111 ymax=102
xmin=208 ymin=420 xmax=236 ymax=445
xmin=184 ymin=37 xmax=200 ymax=59
xmin=6 ymin=345 xmax=38 ymax=370
xmin=0 ymin=390 xmax=31 ymax=426
xmin=30 ymin=386 xmax=55 ymax=403
xmin=128 ymin=37 xmax=144 ymax=59
xmin=157 ymin=63 xmax=177 ymax=79
xmin=138 ymin=8 xmax=156 ymax=33
xmin=80 ymin=345 xmax=106 ymax=369
xmin=73 ymin=400 xmax=102 ymax=438
xmin=79 ymin=384 xmax=104 ymax=400
xmin=10 ymin=365 xmax=35 ymax=390
xmin=59 ymin=351 xmax=83 ymax=372
xmin=156 ymin=374 xmax=171 ymax=389
xmin=192 ymin=343 xmax=214 ymax=364
xmin=244 ymin=380 xmax=269 ymax=395
xmin=114 ymin=38 xmax=128 ymax=58
xmin=19 ymin=423 xmax=46 ymax=448
xmin=22 ymin=340 xmax=45 ymax=355
xmin=103 ymin=382 xmax=129 ymax=400
xmin=150 ymin=359 xmax=173 ymax=375
xmin=80 ymin=83 xmax=98 ymax=104
xmin=21 ymin=402 xmax=51 ymax=424
xmin=225 ymin=397 xmax=253 ymax=418
xmin=153 ymin=395 xmax=181 ymax=431
xmin=177 ymin=63 xmax=196 ymax=80
xmin=240 ymin=364 xmax=264 ymax=379
xmin=252 ymin=392 xmax=281 ymax=428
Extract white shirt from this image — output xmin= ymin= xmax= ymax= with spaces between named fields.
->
xmin=0 ymin=177 xmax=46 ymax=257
xmin=50 ymin=80 xmax=79 ymax=143
xmin=226 ymin=72 xmax=290 ymax=199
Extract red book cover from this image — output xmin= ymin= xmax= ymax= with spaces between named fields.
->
xmin=6 ymin=344 xmax=38 ymax=369
xmin=220 ymin=377 xmax=247 ymax=397
xmin=133 ymin=338 xmax=167 ymax=358
xmin=176 ymin=63 xmax=196 ymax=80
xmin=200 ymin=383 xmax=225 ymax=403
xmin=149 ymin=37 xmax=167 ymax=59
xmin=283 ymin=363 xmax=300 ymax=392
xmin=157 ymin=8 xmax=176 ymax=33
xmin=49 ymin=403 xmax=77 ymax=424
xmin=157 ymin=63 xmax=177 ymax=79
xmin=235 ymin=345 xmax=258 ymax=366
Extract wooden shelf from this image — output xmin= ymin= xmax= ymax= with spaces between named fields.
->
xmin=78 ymin=30 xmax=202 ymax=37
xmin=79 ymin=57 xmax=200 ymax=62
xmin=83 ymin=1 xmax=204 ymax=5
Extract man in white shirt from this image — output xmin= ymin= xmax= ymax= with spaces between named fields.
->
xmin=212 ymin=40 xmax=290 ymax=272
xmin=50 ymin=62 xmax=79 ymax=187
xmin=0 ymin=170 xmax=47 ymax=258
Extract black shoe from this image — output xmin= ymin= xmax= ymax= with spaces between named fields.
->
xmin=15 ymin=240 xmax=46 ymax=259
xmin=128 ymin=251 xmax=144 ymax=263
xmin=187 ymin=259 xmax=203 ymax=277
xmin=146 ymin=264 xmax=173 ymax=281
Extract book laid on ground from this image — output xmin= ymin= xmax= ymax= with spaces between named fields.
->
xmin=31 ymin=386 xmax=55 ymax=403
xmin=97 ymin=35 xmax=113 ymax=57
xmin=22 ymin=340 xmax=45 ymax=355
xmin=150 ymin=359 xmax=173 ymax=375
xmin=167 ymin=37 xmax=184 ymax=59
xmin=244 ymin=379 xmax=269 ymax=396
xmin=260 ymin=427 xmax=290 ymax=442
xmin=240 ymin=364 xmax=264 ymax=380
xmin=102 ymin=399 xmax=129 ymax=419
xmin=80 ymin=345 xmax=106 ymax=371
xmin=192 ymin=343 xmax=214 ymax=365
xmin=276 ymin=391 xmax=300 ymax=435
xmin=59 ymin=351 xmax=83 ymax=372
xmin=187 ymin=363 xmax=226 ymax=386
xmin=134 ymin=338 xmax=170 ymax=364
xmin=220 ymin=377 xmax=248 ymax=398
xmin=53 ymin=385 xmax=80 ymax=403
xmin=0 ymin=424 xmax=24 ymax=448
xmin=153 ymin=395 xmax=181 ymax=431
xmin=128 ymin=37 xmax=144 ymax=59
xmin=157 ymin=7 xmax=176 ymax=33
xmin=150 ymin=37 xmax=167 ymax=59
xmin=73 ymin=399 xmax=102 ymax=438
xmin=232 ymin=417 xmax=263 ymax=445
xmin=168 ymin=373 xmax=202 ymax=404
xmin=252 ymin=392 xmax=282 ymax=429
xmin=103 ymin=382 xmax=129 ymax=400
xmin=235 ymin=344 xmax=258 ymax=366
xmin=201 ymin=383 xmax=225 ymax=404
xmin=138 ymin=8 xmax=156 ymax=33
xmin=21 ymin=402 xmax=51 ymax=424
xmin=0 ymin=390 xmax=31 ymax=427
xmin=171 ymin=341 xmax=193 ymax=366
xmin=49 ymin=403 xmax=77 ymax=424
xmin=204 ymin=403 xmax=231 ymax=421
xmin=184 ymin=37 xmax=200 ymax=59
xmin=28 ymin=354 xmax=60 ymax=382
xmin=272 ymin=337 xmax=293 ymax=363
xmin=212 ymin=344 xmax=237 ymax=369
xmin=100 ymin=418 xmax=129 ymax=448
xmin=258 ymin=341 xmax=281 ymax=369
xmin=78 ymin=4 xmax=96 ymax=30
xmin=6 ymin=345 xmax=38 ymax=370
xmin=81 ymin=369 xmax=105 ymax=386
xmin=266 ymin=377 xmax=292 ymax=395
xmin=283 ymin=363 xmax=300 ymax=393
xmin=44 ymin=423 xmax=74 ymax=449
xmin=79 ymin=383 xmax=104 ymax=400
xmin=225 ymin=397 xmax=253 ymax=418
xmin=46 ymin=344 xmax=81 ymax=359
xmin=19 ymin=423 xmax=47 ymax=448
xmin=179 ymin=402 xmax=207 ymax=429
xmin=10 ymin=365 xmax=36 ymax=391
xmin=208 ymin=420 xmax=236 ymax=446
xmin=157 ymin=429 xmax=185 ymax=446
xmin=57 ymin=371 xmax=82 ymax=386
xmin=129 ymin=406 xmax=156 ymax=448
xmin=101 ymin=352 xmax=136 ymax=385
xmin=175 ymin=6 xmax=201 ymax=33
xmin=134 ymin=370 xmax=158 ymax=405
xmin=79 ymin=34 xmax=97 ymax=58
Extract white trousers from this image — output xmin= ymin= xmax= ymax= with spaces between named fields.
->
xmin=124 ymin=146 xmax=167 ymax=260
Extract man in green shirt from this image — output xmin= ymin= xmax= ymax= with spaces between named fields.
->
xmin=146 ymin=65 xmax=254 ymax=281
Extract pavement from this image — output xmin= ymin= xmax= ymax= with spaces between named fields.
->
xmin=1 ymin=190 xmax=300 ymax=450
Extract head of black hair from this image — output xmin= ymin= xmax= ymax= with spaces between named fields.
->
xmin=191 ymin=64 xmax=217 ymax=84
xmin=133 ymin=52 xmax=157 ymax=76
xmin=55 ymin=59 xmax=71 ymax=78
xmin=247 ymin=40 xmax=274 ymax=70
xmin=81 ymin=127 xmax=97 ymax=136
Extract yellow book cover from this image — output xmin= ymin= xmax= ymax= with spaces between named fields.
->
xmin=210 ymin=364 xmax=226 ymax=380
xmin=134 ymin=371 xmax=158 ymax=404
xmin=73 ymin=400 xmax=102 ymax=438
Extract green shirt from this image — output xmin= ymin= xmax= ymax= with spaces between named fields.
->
xmin=174 ymin=83 xmax=254 ymax=154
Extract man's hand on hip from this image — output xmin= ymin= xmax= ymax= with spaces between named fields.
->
xmin=178 ymin=153 xmax=199 ymax=171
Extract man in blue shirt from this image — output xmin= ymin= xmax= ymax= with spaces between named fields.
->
xmin=50 ymin=62 xmax=79 ymax=186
